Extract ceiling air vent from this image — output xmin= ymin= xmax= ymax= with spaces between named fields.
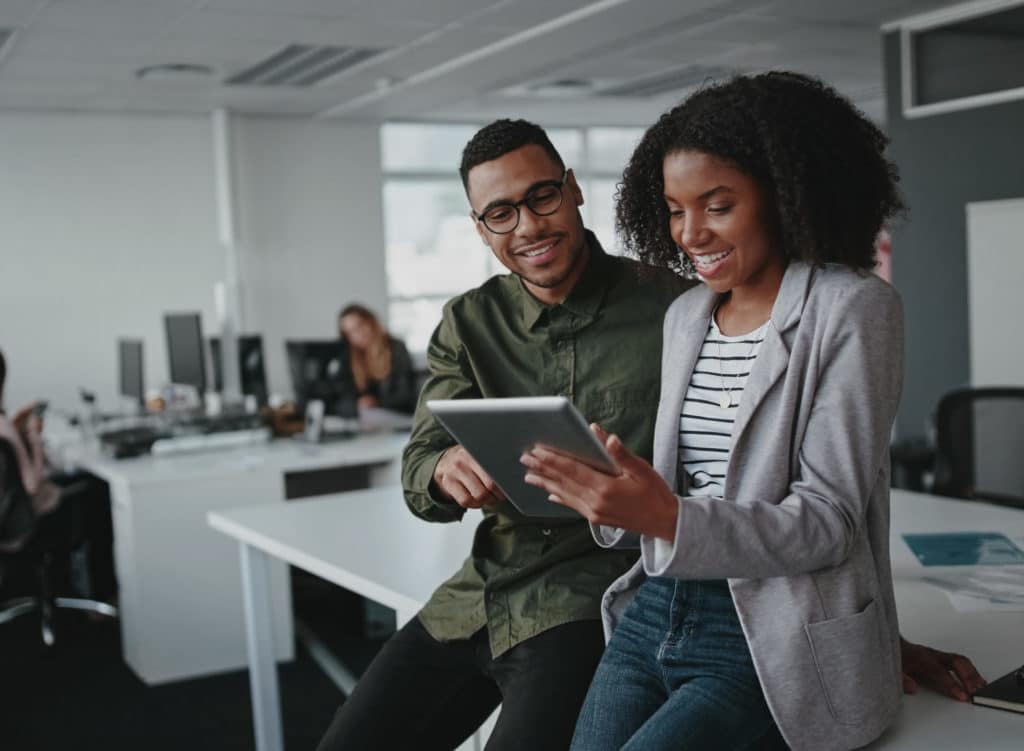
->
xmin=225 ymin=44 xmax=385 ymax=87
xmin=598 ymin=64 xmax=736 ymax=98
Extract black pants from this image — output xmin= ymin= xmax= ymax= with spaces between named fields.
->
xmin=315 ymin=616 xmax=606 ymax=751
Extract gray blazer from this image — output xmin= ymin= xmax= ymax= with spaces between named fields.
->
xmin=595 ymin=262 xmax=904 ymax=751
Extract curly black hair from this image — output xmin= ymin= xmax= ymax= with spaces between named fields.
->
xmin=459 ymin=119 xmax=564 ymax=190
xmin=617 ymin=71 xmax=904 ymax=275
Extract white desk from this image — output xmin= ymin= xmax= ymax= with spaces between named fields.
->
xmin=210 ymin=487 xmax=1024 ymax=751
xmin=68 ymin=432 xmax=408 ymax=684
xmin=208 ymin=486 xmax=479 ymax=751
xmin=868 ymin=489 xmax=1024 ymax=749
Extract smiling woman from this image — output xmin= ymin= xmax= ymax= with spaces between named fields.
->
xmin=521 ymin=72 xmax=922 ymax=751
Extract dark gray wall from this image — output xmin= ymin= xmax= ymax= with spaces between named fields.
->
xmin=883 ymin=31 xmax=1024 ymax=439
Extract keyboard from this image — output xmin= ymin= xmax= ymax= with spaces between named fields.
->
xmin=99 ymin=426 xmax=169 ymax=459
xmin=174 ymin=412 xmax=266 ymax=434
xmin=150 ymin=427 xmax=271 ymax=456
xmin=98 ymin=412 xmax=270 ymax=458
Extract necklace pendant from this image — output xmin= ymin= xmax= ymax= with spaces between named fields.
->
xmin=719 ymin=393 xmax=732 ymax=409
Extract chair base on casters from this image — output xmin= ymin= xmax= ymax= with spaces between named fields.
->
xmin=0 ymin=596 xmax=118 ymax=647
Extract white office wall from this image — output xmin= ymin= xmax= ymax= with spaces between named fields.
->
xmin=0 ymin=111 xmax=387 ymax=414
xmin=966 ymin=197 xmax=1024 ymax=386
xmin=233 ymin=118 xmax=387 ymax=399
xmin=0 ymin=111 xmax=223 ymax=415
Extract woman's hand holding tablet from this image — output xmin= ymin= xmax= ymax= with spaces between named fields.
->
xmin=427 ymin=396 xmax=617 ymax=518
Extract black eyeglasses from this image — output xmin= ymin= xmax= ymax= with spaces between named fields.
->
xmin=472 ymin=171 xmax=568 ymax=234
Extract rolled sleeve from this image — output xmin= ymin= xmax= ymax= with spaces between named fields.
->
xmin=402 ymin=301 xmax=480 ymax=523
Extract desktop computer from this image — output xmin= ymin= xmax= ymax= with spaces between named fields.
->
xmin=209 ymin=335 xmax=269 ymax=406
xmin=285 ymin=339 xmax=358 ymax=420
xmin=164 ymin=312 xmax=206 ymax=394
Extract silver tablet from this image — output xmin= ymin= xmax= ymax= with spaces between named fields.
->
xmin=427 ymin=396 xmax=618 ymax=518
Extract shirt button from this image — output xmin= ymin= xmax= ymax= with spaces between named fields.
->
xmin=542 ymin=528 xmax=552 ymax=536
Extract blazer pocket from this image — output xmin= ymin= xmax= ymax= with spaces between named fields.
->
xmin=804 ymin=600 xmax=897 ymax=726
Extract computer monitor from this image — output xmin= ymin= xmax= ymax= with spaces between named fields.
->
xmin=118 ymin=338 xmax=144 ymax=406
xmin=209 ymin=335 xmax=269 ymax=405
xmin=164 ymin=312 xmax=206 ymax=393
xmin=285 ymin=339 xmax=358 ymax=418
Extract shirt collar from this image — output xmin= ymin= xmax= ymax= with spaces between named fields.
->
xmin=520 ymin=230 xmax=612 ymax=330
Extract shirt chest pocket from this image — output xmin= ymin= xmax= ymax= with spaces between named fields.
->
xmin=581 ymin=386 xmax=660 ymax=423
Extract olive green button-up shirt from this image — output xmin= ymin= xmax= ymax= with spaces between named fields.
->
xmin=401 ymin=232 xmax=693 ymax=657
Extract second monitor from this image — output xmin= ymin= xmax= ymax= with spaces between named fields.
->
xmin=118 ymin=338 xmax=145 ymax=407
xmin=209 ymin=335 xmax=269 ymax=406
xmin=285 ymin=339 xmax=358 ymax=419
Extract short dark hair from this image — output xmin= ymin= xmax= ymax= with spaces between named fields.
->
xmin=459 ymin=119 xmax=564 ymax=190
xmin=617 ymin=71 xmax=905 ymax=275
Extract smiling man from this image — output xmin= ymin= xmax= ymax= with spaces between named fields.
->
xmin=314 ymin=120 xmax=690 ymax=751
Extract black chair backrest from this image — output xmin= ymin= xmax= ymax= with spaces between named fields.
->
xmin=933 ymin=387 xmax=1024 ymax=508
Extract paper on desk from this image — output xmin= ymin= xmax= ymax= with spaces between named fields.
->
xmin=922 ymin=567 xmax=1024 ymax=612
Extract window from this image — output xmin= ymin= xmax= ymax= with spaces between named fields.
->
xmin=381 ymin=123 xmax=643 ymax=352
xmin=895 ymin=0 xmax=1024 ymax=118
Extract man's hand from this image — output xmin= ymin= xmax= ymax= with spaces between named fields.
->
xmin=433 ymin=445 xmax=506 ymax=509
xmin=901 ymin=637 xmax=987 ymax=701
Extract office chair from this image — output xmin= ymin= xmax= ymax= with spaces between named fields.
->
xmin=932 ymin=387 xmax=1024 ymax=510
xmin=0 ymin=441 xmax=117 ymax=647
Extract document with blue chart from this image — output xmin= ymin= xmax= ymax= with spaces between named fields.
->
xmin=902 ymin=532 xmax=1024 ymax=566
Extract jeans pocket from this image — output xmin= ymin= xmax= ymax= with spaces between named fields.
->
xmin=804 ymin=599 xmax=897 ymax=726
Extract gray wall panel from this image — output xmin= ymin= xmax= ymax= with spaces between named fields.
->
xmin=883 ymin=31 xmax=1024 ymax=438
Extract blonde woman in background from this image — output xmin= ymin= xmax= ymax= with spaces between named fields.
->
xmin=338 ymin=304 xmax=417 ymax=414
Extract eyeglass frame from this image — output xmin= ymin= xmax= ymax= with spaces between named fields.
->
xmin=470 ymin=170 xmax=570 ymax=234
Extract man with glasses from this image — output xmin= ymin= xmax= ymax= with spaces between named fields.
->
xmin=316 ymin=119 xmax=690 ymax=751
xmin=316 ymin=119 xmax=984 ymax=751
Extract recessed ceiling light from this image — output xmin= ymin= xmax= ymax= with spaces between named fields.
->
xmin=135 ymin=63 xmax=216 ymax=81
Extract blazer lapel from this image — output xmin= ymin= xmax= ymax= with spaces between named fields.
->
xmin=654 ymin=288 xmax=717 ymax=484
xmin=727 ymin=263 xmax=813 ymax=468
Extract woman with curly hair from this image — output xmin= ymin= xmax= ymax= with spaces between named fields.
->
xmin=521 ymin=72 xmax=921 ymax=750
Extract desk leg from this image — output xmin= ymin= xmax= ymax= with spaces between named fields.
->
xmin=240 ymin=543 xmax=284 ymax=751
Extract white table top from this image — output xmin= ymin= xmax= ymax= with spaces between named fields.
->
xmin=64 ymin=431 xmax=409 ymax=487
xmin=208 ymin=485 xmax=478 ymax=618
xmin=871 ymin=490 xmax=1024 ymax=749
xmin=210 ymin=487 xmax=1024 ymax=748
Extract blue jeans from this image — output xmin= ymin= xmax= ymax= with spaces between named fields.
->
xmin=571 ymin=577 xmax=787 ymax=751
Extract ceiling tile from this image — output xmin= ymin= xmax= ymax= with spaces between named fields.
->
xmin=325 ymin=0 xmax=491 ymax=27
xmin=167 ymin=7 xmax=434 ymax=48
xmin=31 ymin=1 xmax=194 ymax=34
xmin=370 ymin=25 xmax=509 ymax=80
xmin=459 ymin=0 xmax=597 ymax=32
xmin=759 ymin=0 xmax=955 ymax=27
xmin=0 ymin=0 xmax=48 ymax=28
xmin=0 ymin=57 xmax=138 ymax=83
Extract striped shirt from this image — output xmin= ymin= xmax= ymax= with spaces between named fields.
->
xmin=678 ymin=316 xmax=769 ymax=498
